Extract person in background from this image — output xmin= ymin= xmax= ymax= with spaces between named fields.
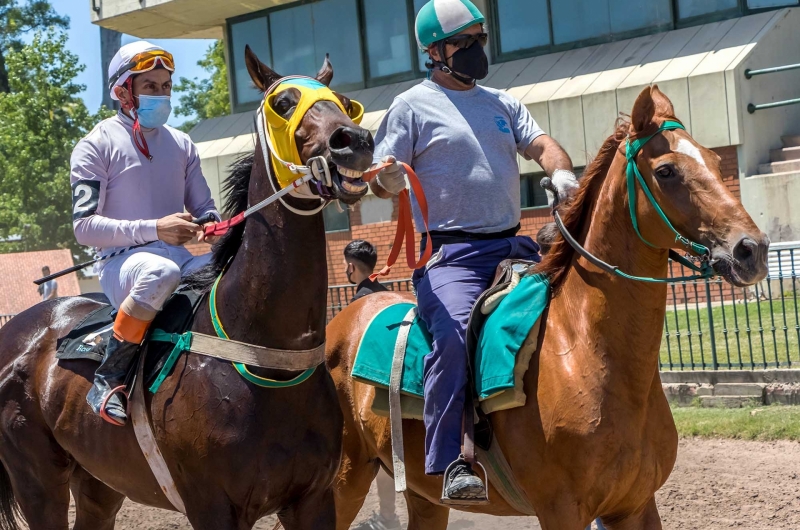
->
xmin=345 ymin=239 xmax=389 ymax=303
xmin=344 ymin=239 xmax=399 ymax=530
xmin=39 ymin=266 xmax=58 ymax=301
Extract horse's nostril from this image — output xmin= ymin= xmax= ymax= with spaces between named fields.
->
xmin=733 ymin=237 xmax=757 ymax=263
xmin=329 ymin=126 xmax=354 ymax=151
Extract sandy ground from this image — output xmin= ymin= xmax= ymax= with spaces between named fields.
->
xmin=66 ymin=438 xmax=800 ymax=529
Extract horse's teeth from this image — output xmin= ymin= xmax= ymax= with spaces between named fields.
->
xmin=337 ymin=166 xmax=363 ymax=179
xmin=341 ymin=180 xmax=367 ymax=193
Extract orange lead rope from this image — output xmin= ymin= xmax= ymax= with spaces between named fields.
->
xmin=362 ymin=161 xmax=432 ymax=280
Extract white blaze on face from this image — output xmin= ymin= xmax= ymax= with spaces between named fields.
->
xmin=676 ymin=139 xmax=708 ymax=170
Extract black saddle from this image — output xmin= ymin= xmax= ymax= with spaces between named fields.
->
xmin=56 ymin=289 xmax=205 ymax=388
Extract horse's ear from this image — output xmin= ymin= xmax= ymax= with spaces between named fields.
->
xmin=650 ymin=84 xmax=676 ymax=119
xmin=245 ymin=45 xmax=281 ymax=92
xmin=316 ymin=54 xmax=334 ymax=87
xmin=630 ymin=86 xmax=656 ymax=134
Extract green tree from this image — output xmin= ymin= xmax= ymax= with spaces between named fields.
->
xmin=174 ymin=40 xmax=230 ymax=132
xmin=0 ymin=0 xmax=68 ymax=93
xmin=0 ymin=29 xmax=112 ymax=258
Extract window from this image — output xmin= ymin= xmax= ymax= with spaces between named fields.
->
xmin=676 ymin=0 xmax=738 ymax=20
xmin=227 ymin=0 xmax=422 ymax=112
xmin=550 ymin=0 xmax=671 ymax=46
xmin=270 ymin=0 xmax=364 ymax=90
xmin=363 ymin=0 xmax=414 ymax=80
xmin=747 ymin=0 xmax=797 ymax=7
xmin=520 ymin=174 xmax=549 ymax=209
xmin=496 ymin=0 xmax=550 ymax=54
xmin=413 ymin=0 xmax=428 ymax=72
xmin=230 ymin=17 xmax=270 ymax=106
xmin=323 ymin=204 xmax=351 ymax=232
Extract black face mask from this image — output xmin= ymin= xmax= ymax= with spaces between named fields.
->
xmin=439 ymin=41 xmax=489 ymax=84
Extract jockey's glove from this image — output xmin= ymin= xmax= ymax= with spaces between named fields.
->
xmin=546 ymin=169 xmax=580 ymax=207
xmin=374 ymin=155 xmax=407 ymax=195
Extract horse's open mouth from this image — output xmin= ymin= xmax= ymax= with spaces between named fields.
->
xmin=329 ymin=164 xmax=368 ymax=204
xmin=711 ymin=253 xmax=765 ymax=288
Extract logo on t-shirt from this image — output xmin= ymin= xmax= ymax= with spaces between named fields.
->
xmin=494 ymin=116 xmax=511 ymax=134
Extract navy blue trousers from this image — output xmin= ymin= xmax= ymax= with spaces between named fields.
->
xmin=412 ymin=236 xmax=540 ymax=474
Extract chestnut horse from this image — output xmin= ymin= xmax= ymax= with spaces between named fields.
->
xmin=326 ymin=86 xmax=769 ymax=529
xmin=0 ymin=48 xmax=372 ymax=530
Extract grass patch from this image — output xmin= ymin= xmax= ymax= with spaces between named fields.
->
xmin=672 ymin=405 xmax=800 ymax=441
xmin=661 ymin=291 xmax=800 ymax=370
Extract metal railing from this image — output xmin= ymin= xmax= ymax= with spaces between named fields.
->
xmin=327 ymin=245 xmax=800 ymax=372
xmin=327 ymin=279 xmax=413 ymax=322
xmin=745 ymin=61 xmax=800 ymax=113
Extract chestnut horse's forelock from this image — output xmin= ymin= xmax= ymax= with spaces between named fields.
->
xmin=537 ymin=116 xmax=630 ymax=291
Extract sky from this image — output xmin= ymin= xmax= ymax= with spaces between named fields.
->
xmin=48 ymin=0 xmax=215 ymax=127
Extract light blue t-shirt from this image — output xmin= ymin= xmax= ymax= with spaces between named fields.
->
xmin=374 ymin=80 xmax=545 ymax=234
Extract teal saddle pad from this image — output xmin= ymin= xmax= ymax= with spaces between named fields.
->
xmin=352 ymin=273 xmax=550 ymax=401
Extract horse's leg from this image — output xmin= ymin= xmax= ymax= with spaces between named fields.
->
xmin=333 ymin=455 xmax=379 ymax=530
xmin=0 ymin=449 xmax=71 ymax=529
xmin=277 ymin=488 xmax=336 ymax=530
xmin=601 ymin=497 xmax=662 ymax=530
xmin=403 ymin=488 xmax=449 ymax=530
xmin=70 ymin=466 xmax=125 ymax=530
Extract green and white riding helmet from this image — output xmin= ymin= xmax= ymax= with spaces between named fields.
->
xmin=415 ymin=0 xmax=485 ymax=51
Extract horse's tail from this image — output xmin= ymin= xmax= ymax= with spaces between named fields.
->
xmin=0 ymin=461 xmax=20 ymax=530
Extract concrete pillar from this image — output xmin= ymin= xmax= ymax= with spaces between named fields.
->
xmin=100 ymin=27 xmax=122 ymax=111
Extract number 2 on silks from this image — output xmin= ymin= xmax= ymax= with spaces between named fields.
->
xmin=71 ymin=181 xmax=100 ymax=220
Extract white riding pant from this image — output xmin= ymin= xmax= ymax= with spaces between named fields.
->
xmin=98 ymin=241 xmax=212 ymax=311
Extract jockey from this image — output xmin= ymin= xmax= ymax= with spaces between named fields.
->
xmin=70 ymin=41 xmax=221 ymax=426
xmin=370 ymin=0 xmax=578 ymax=503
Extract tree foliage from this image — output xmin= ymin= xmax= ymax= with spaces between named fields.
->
xmin=174 ymin=40 xmax=230 ymax=132
xmin=0 ymin=29 xmax=113 ymax=258
xmin=0 ymin=0 xmax=68 ymax=93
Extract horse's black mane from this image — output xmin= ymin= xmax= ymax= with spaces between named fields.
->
xmin=184 ymin=153 xmax=254 ymax=293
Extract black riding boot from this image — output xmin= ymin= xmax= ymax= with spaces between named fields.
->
xmin=86 ymin=335 xmax=139 ymax=426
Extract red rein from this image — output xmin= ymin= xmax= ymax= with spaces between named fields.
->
xmin=202 ymin=162 xmax=431 ymax=278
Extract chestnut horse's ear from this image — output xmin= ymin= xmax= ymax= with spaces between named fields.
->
xmin=316 ymin=54 xmax=334 ymax=87
xmin=650 ymin=84 xmax=676 ymax=120
xmin=630 ymin=86 xmax=656 ymax=134
xmin=245 ymin=45 xmax=281 ymax=93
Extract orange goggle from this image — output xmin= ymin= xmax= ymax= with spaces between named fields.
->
xmin=109 ymin=51 xmax=175 ymax=89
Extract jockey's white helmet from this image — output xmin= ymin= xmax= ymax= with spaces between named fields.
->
xmin=108 ymin=41 xmax=175 ymax=101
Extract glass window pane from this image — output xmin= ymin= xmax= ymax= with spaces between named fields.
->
xmin=551 ymin=0 xmax=611 ymax=45
xmin=310 ymin=0 xmax=364 ymax=88
xmin=323 ymin=206 xmax=350 ymax=232
xmin=610 ymin=0 xmax=672 ymax=33
xmin=414 ymin=0 xmax=428 ymax=72
xmin=747 ymin=0 xmax=797 ymax=7
xmin=363 ymin=0 xmax=413 ymax=78
xmin=678 ymin=0 xmax=738 ymax=19
xmin=230 ymin=17 xmax=271 ymax=105
xmin=270 ymin=5 xmax=317 ymax=79
xmin=497 ymin=0 xmax=550 ymax=54
xmin=520 ymin=174 xmax=548 ymax=208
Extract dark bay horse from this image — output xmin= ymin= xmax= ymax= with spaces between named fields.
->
xmin=326 ymin=86 xmax=769 ymax=530
xmin=0 ymin=47 xmax=372 ymax=530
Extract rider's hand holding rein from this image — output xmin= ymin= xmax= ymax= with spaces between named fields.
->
xmin=157 ymin=212 xmax=202 ymax=246
xmin=370 ymin=155 xmax=406 ymax=197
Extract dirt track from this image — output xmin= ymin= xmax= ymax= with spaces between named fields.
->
xmin=73 ymin=438 xmax=800 ymax=529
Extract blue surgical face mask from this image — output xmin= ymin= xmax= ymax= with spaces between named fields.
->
xmin=136 ymin=95 xmax=172 ymax=128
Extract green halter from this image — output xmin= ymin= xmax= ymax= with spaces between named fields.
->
xmin=623 ymin=120 xmax=714 ymax=281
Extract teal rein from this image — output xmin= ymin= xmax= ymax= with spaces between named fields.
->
xmin=545 ymin=120 xmax=715 ymax=284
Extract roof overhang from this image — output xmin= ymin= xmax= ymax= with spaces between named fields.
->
xmin=90 ymin=0 xmax=290 ymax=39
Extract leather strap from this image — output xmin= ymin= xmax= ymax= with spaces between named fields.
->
xmin=389 ymin=306 xmax=416 ymax=493
xmin=476 ymin=437 xmax=537 ymax=516
xmin=130 ymin=352 xmax=186 ymax=513
xmin=363 ymin=162 xmax=432 ymax=279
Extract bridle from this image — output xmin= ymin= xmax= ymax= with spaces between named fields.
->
xmin=544 ymin=120 xmax=716 ymax=284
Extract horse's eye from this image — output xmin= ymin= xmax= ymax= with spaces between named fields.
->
xmin=273 ymin=97 xmax=296 ymax=118
xmin=655 ymin=165 xmax=675 ymax=179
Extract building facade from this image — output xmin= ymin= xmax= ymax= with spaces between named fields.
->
xmin=92 ymin=0 xmax=800 ymax=286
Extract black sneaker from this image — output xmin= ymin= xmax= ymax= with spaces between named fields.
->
xmin=441 ymin=461 xmax=487 ymax=504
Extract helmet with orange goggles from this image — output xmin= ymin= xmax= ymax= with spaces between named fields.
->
xmin=108 ymin=50 xmax=175 ymax=90
xmin=108 ymin=41 xmax=175 ymax=101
